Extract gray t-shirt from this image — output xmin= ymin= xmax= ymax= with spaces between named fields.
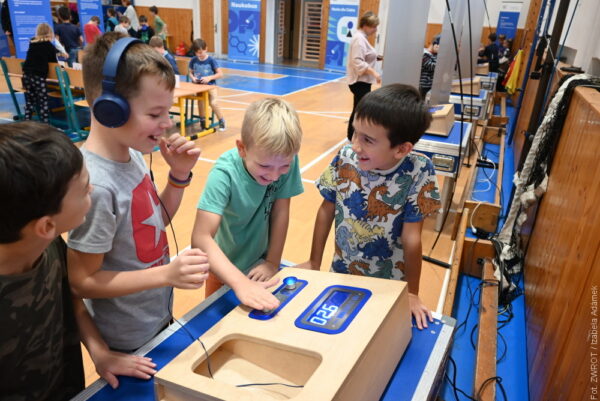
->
xmin=68 ymin=148 xmax=172 ymax=351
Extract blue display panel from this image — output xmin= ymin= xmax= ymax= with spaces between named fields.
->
xmin=295 ymin=285 xmax=371 ymax=334
xmin=248 ymin=276 xmax=307 ymax=320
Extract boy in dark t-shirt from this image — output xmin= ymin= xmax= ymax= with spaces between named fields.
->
xmin=0 ymin=122 xmax=157 ymax=400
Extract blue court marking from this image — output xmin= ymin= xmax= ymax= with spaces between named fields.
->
xmin=187 ymin=58 xmax=345 ymax=95
xmin=0 ymin=92 xmax=24 ymax=119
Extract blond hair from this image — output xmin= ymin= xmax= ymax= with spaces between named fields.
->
xmin=359 ymin=12 xmax=379 ymax=28
xmin=82 ymin=31 xmax=175 ymax=104
xmin=241 ymin=98 xmax=302 ymax=156
xmin=33 ymin=23 xmax=53 ymax=42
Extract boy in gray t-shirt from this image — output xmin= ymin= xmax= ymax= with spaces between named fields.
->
xmin=67 ymin=32 xmax=209 ymax=352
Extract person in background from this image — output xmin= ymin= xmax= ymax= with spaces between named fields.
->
xmin=83 ymin=16 xmax=102 ymax=46
xmin=122 ymin=0 xmax=139 ymax=31
xmin=478 ymin=32 xmax=500 ymax=73
xmin=188 ymin=38 xmax=226 ymax=131
xmin=346 ymin=11 xmax=381 ymax=141
xmin=136 ymin=15 xmax=155 ymax=44
xmin=55 ymin=6 xmax=82 ymax=66
xmin=22 ymin=23 xmax=60 ymax=123
xmin=114 ymin=15 xmax=130 ymax=36
xmin=149 ymin=35 xmax=178 ymax=75
xmin=105 ymin=8 xmax=119 ymax=32
xmin=419 ymin=35 xmax=440 ymax=99
xmin=149 ymin=6 xmax=167 ymax=43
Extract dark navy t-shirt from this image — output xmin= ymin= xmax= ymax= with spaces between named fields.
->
xmin=188 ymin=56 xmax=219 ymax=85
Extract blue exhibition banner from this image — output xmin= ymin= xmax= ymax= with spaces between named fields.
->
xmin=8 ymin=0 xmax=53 ymax=58
xmin=0 ymin=30 xmax=9 ymax=57
xmin=497 ymin=1 xmax=522 ymax=41
xmin=78 ymin=0 xmax=104 ymax=44
xmin=228 ymin=0 xmax=261 ymax=62
xmin=324 ymin=0 xmax=359 ymax=72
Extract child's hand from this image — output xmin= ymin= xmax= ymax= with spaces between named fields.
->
xmin=93 ymin=349 xmax=157 ymax=389
xmin=233 ymin=277 xmax=281 ymax=310
xmin=199 ymin=76 xmax=212 ymax=84
xmin=247 ymin=261 xmax=278 ymax=281
xmin=159 ymin=134 xmax=201 ymax=180
xmin=409 ymin=293 xmax=433 ymax=330
xmin=164 ymin=248 xmax=209 ymax=289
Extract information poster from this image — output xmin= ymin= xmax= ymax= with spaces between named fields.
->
xmin=228 ymin=0 xmax=261 ymax=62
xmin=78 ymin=0 xmax=104 ymax=45
xmin=8 ymin=0 xmax=53 ymax=58
xmin=324 ymin=0 xmax=359 ymax=72
xmin=497 ymin=1 xmax=522 ymax=40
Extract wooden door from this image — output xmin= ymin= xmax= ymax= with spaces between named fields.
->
xmin=300 ymin=0 xmax=323 ymax=65
xmin=200 ymin=0 xmax=215 ymax=52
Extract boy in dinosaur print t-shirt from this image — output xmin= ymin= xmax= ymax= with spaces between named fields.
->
xmin=299 ymin=84 xmax=441 ymax=330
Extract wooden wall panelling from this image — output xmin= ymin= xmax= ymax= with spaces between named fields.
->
xmin=318 ymin=0 xmax=330 ymax=69
xmin=359 ymin=0 xmax=379 ymax=47
xmin=200 ymin=0 xmax=215 ymax=52
xmin=137 ymin=6 xmax=193 ymax=53
xmin=221 ymin=0 xmax=228 ymax=55
xmin=259 ymin=0 xmax=266 ymax=63
xmin=524 ymin=87 xmax=600 ymax=401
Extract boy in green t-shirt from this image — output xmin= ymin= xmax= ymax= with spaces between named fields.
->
xmin=192 ymin=98 xmax=304 ymax=310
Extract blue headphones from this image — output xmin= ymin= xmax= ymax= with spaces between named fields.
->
xmin=92 ymin=37 xmax=142 ymax=128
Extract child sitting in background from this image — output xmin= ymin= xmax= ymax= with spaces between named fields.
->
xmin=22 ymin=23 xmax=59 ymax=123
xmin=299 ymin=84 xmax=441 ymax=330
xmin=191 ymin=98 xmax=304 ymax=310
xmin=149 ymin=35 xmax=178 ymax=74
xmin=83 ymin=16 xmax=102 ymax=45
xmin=188 ymin=38 xmax=226 ymax=131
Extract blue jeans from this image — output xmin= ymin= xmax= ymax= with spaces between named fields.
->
xmin=67 ymin=47 xmax=81 ymax=67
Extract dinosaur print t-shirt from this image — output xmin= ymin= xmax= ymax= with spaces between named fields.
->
xmin=317 ymin=144 xmax=441 ymax=280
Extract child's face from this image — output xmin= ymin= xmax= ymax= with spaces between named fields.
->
xmin=237 ymin=140 xmax=294 ymax=186
xmin=117 ymin=75 xmax=174 ymax=154
xmin=195 ymin=48 xmax=208 ymax=60
xmin=53 ymin=165 xmax=92 ymax=233
xmin=351 ymin=118 xmax=411 ymax=171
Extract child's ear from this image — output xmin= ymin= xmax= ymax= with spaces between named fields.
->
xmin=236 ymin=139 xmax=246 ymax=158
xmin=394 ymin=142 xmax=413 ymax=159
xmin=32 ymin=216 xmax=57 ymax=240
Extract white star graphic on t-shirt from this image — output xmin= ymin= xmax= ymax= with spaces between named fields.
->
xmin=140 ymin=191 xmax=165 ymax=247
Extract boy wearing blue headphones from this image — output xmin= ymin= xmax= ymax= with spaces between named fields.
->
xmin=67 ymin=32 xmax=209 ymax=353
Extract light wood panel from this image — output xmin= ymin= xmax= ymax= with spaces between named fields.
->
xmin=200 ymin=0 xmax=215 ymax=52
xmin=221 ymin=0 xmax=229 ymax=55
xmin=524 ymin=87 xmax=600 ymax=400
xmin=359 ymin=0 xmax=379 ymax=47
xmin=136 ymin=6 xmax=192 ymax=53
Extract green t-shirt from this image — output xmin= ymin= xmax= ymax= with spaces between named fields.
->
xmin=198 ymin=149 xmax=304 ymax=272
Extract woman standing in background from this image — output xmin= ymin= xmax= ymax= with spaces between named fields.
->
xmin=346 ymin=11 xmax=381 ymax=141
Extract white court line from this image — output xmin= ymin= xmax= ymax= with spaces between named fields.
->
xmin=221 ymin=99 xmax=348 ymax=120
xmin=220 ymin=91 xmax=253 ymax=98
xmin=302 ymin=178 xmax=315 ymax=184
xmin=283 ymin=77 xmax=344 ymax=97
xmin=198 ymin=156 xmax=217 ymax=163
xmin=300 ymin=138 xmax=347 ymax=174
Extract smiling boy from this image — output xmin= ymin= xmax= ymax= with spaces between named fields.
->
xmin=191 ymin=98 xmax=303 ymax=310
xmin=300 ymin=84 xmax=441 ymax=329
xmin=67 ymin=32 xmax=209 ymax=352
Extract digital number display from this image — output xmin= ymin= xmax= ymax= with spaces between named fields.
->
xmin=296 ymin=285 xmax=371 ymax=334
xmin=307 ymin=291 xmax=349 ymax=326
